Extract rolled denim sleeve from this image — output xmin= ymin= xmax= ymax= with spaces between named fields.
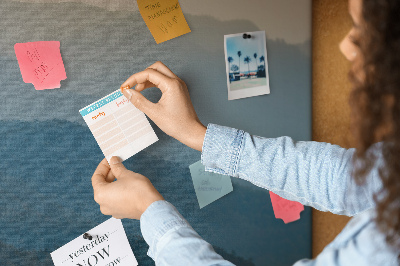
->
xmin=201 ymin=124 xmax=382 ymax=216
xmin=140 ymin=200 xmax=234 ymax=265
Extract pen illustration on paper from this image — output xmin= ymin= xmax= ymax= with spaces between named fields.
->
xmin=26 ymin=48 xmax=50 ymax=81
xmin=137 ymin=0 xmax=191 ymax=43
xmin=14 ymin=41 xmax=67 ymax=90
xmin=189 ymin=161 xmax=233 ymax=208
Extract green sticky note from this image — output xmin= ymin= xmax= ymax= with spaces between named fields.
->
xmin=189 ymin=161 xmax=233 ymax=209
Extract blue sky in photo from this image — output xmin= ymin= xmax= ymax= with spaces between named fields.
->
xmin=226 ymin=32 xmax=266 ymax=73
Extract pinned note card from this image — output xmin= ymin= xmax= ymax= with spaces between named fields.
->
xmin=51 ymin=218 xmax=137 ymax=266
xmin=14 ymin=41 xmax=67 ymax=90
xmin=224 ymin=31 xmax=270 ymax=100
xmin=137 ymin=0 xmax=191 ymax=44
xmin=189 ymin=161 xmax=233 ymax=209
xmin=79 ymin=89 xmax=158 ymax=162
xmin=269 ymin=191 xmax=304 ymax=224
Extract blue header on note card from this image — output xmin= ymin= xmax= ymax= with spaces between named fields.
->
xmin=80 ymin=91 xmax=123 ymax=117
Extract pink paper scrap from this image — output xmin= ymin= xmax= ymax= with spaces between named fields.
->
xmin=269 ymin=191 xmax=304 ymax=224
xmin=14 ymin=41 xmax=67 ymax=90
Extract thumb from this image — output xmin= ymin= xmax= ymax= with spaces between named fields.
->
xmin=109 ymin=156 xmax=129 ymax=178
xmin=122 ymin=88 xmax=155 ymax=115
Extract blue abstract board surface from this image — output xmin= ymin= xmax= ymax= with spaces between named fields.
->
xmin=0 ymin=1 xmax=312 ymax=265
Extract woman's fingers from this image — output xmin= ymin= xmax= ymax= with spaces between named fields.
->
xmin=91 ymin=159 xmax=110 ymax=189
xmin=119 ymin=61 xmax=205 ymax=151
xmin=135 ymin=81 xmax=156 ymax=92
xmin=121 ymin=88 xmax=158 ymax=117
xmin=147 ymin=61 xmax=178 ymax=79
xmin=121 ymin=68 xmax=174 ymax=94
xmin=105 ymin=168 xmax=116 ymax=183
xmin=120 ymin=61 xmax=178 ymax=93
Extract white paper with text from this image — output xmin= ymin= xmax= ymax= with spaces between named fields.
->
xmin=79 ymin=89 xmax=158 ymax=162
xmin=51 ymin=218 xmax=137 ymax=266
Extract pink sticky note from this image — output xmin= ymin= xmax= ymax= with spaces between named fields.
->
xmin=14 ymin=41 xmax=67 ymax=90
xmin=269 ymin=191 xmax=304 ymax=224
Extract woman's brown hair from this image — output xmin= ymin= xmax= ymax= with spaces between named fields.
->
xmin=350 ymin=0 xmax=400 ymax=251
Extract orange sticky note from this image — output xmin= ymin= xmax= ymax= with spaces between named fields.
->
xmin=269 ymin=191 xmax=304 ymax=224
xmin=14 ymin=41 xmax=67 ymax=90
xmin=137 ymin=0 xmax=191 ymax=44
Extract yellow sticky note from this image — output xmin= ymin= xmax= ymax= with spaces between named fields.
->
xmin=137 ymin=0 xmax=191 ymax=44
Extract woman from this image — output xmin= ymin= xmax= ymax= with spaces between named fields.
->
xmin=91 ymin=0 xmax=400 ymax=264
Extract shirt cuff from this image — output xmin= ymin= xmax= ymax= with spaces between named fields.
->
xmin=201 ymin=123 xmax=245 ymax=177
xmin=140 ymin=200 xmax=191 ymax=260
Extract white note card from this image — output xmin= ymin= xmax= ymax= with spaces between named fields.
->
xmin=79 ymin=89 xmax=158 ymax=162
xmin=51 ymin=218 xmax=137 ymax=266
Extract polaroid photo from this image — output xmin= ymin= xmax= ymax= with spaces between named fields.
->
xmin=224 ymin=31 xmax=270 ymax=100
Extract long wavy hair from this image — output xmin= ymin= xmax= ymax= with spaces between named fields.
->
xmin=350 ymin=0 xmax=400 ymax=251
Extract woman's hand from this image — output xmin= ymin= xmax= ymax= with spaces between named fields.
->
xmin=120 ymin=61 xmax=206 ymax=152
xmin=91 ymin=157 xmax=164 ymax=220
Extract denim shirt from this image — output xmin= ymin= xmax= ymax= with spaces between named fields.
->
xmin=140 ymin=124 xmax=399 ymax=265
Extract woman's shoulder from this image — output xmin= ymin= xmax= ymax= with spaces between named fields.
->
xmin=324 ymin=209 xmax=399 ymax=265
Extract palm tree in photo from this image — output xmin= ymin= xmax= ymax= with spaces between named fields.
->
xmin=253 ymin=53 xmax=258 ymax=74
xmin=237 ymin=51 xmax=242 ymax=78
xmin=244 ymin=56 xmax=251 ymax=78
xmin=260 ymin=55 xmax=265 ymax=71
xmin=227 ymin=56 xmax=234 ymax=83
xmin=227 ymin=56 xmax=234 ymax=73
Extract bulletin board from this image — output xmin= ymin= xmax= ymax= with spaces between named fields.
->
xmin=0 ymin=0 xmax=312 ymax=265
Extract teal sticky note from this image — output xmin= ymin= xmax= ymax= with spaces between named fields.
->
xmin=189 ymin=160 xmax=233 ymax=209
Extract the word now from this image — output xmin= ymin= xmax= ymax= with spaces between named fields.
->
xmin=76 ymin=245 xmax=110 ymax=266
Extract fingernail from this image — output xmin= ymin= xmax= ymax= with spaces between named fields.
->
xmin=125 ymin=89 xmax=133 ymax=100
xmin=120 ymin=85 xmax=130 ymax=92
xmin=110 ymin=156 xmax=122 ymax=165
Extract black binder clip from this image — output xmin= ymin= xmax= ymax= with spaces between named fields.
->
xmin=243 ymin=33 xmax=252 ymax=39
xmin=83 ymin=233 xmax=95 ymax=240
